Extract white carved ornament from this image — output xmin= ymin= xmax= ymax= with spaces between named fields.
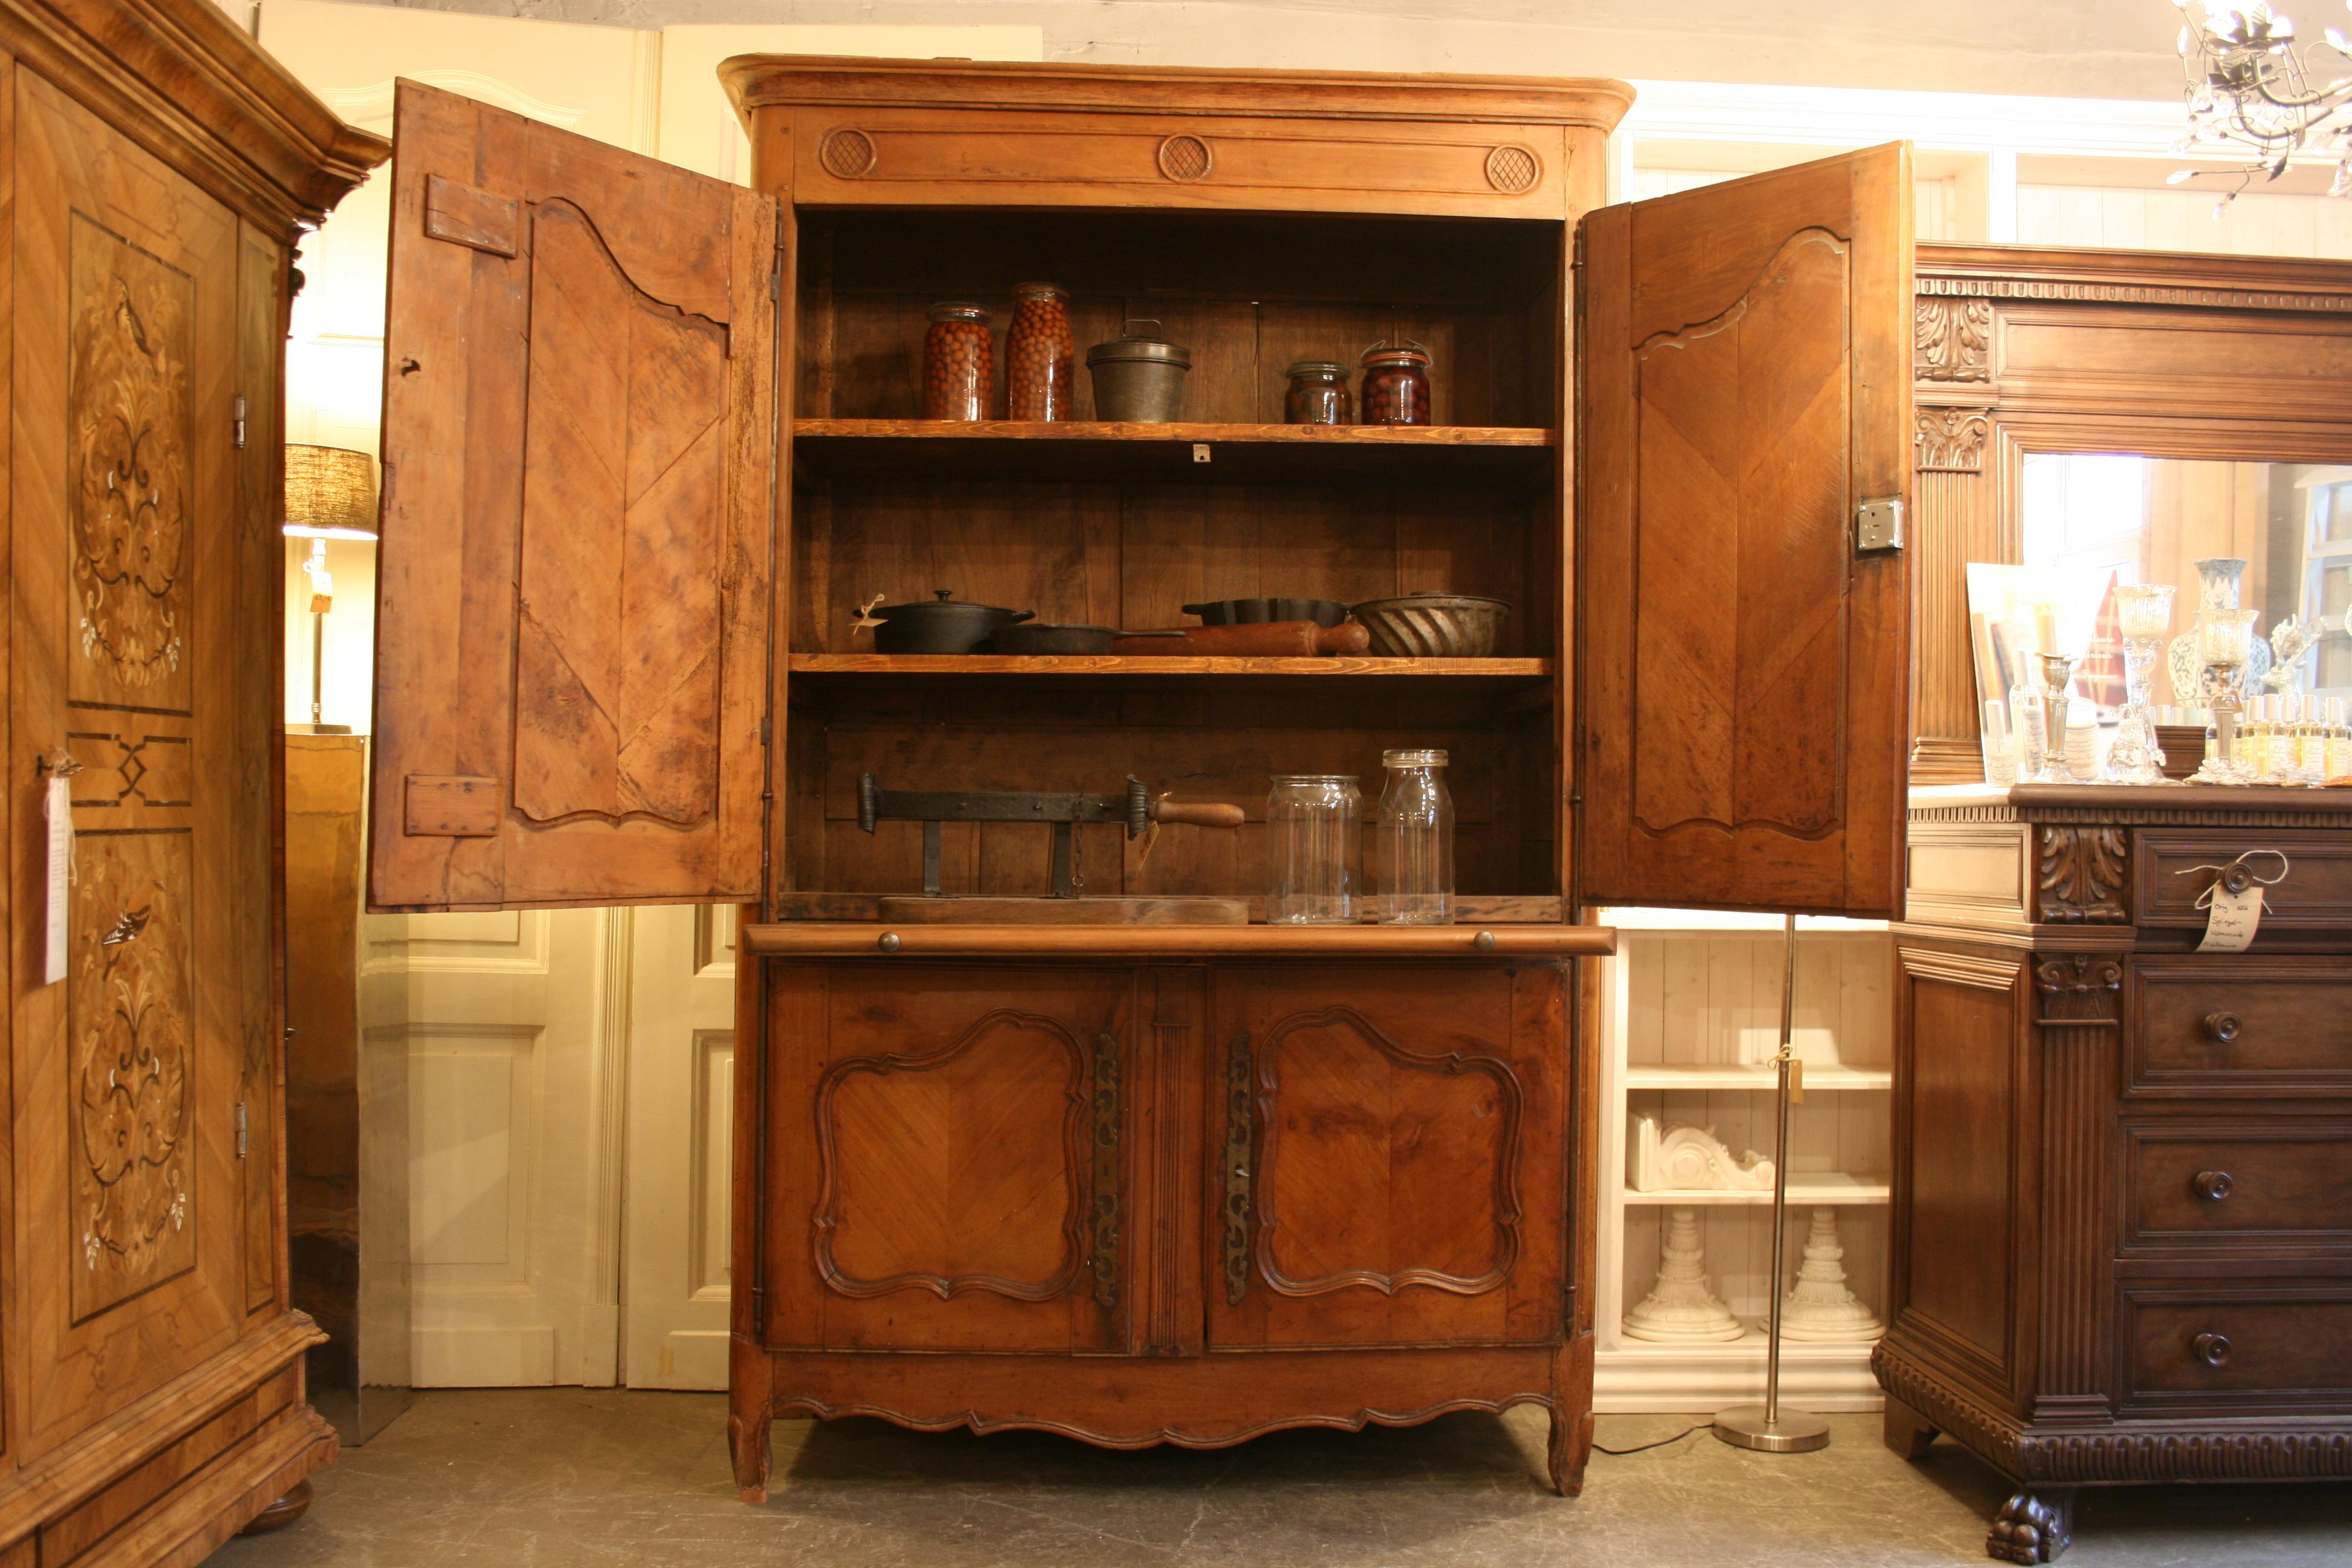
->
xmin=1627 ymin=1112 xmax=1775 ymax=1193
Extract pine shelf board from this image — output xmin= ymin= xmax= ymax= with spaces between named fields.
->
xmin=1621 ymin=1174 xmax=1892 ymax=1207
xmin=792 ymin=417 xmax=1559 ymax=486
xmin=1601 ymin=907 xmax=1891 ymax=933
xmin=788 ymin=653 xmax=1553 ymax=685
xmin=1623 ymin=1063 xmax=1893 ymax=1091
xmin=1602 ymin=1321 xmax=1886 ymax=1357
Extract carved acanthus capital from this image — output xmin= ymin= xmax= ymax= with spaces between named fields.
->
xmin=1916 ymin=405 xmax=1990 ymax=472
xmin=2036 ymin=826 xmax=2129 ymax=924
xmin=1915 ymin=296 xmax=1994 ymax=382
xmin=2033 ymin=954 xmax=2125 ymax=996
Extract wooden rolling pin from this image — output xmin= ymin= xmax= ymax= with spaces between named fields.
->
xmin=1113 ymin=620 xmax=1371 ymax=657
xmin=1150 ymin=800 xmax=1246 ymax=828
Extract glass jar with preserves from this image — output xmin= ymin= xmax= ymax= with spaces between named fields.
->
xmin=1267 ymin=775 xmax=1361 ymax=925
xmin=1005 ymin=282 xmax=1075 ymax=421
xmin=1359 ymin=339 xmax=1433 ymax=426
xmin=922 ymin=301 xmax=993 ymax=421
xmin=1373 ymin=748 xmax=1454 ymax=924
xmin=1283 ymin=360 xmax=1351 ymax=425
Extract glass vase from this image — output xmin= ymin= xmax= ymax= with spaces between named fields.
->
xmin=2105 ymin=583 xmax=2175 ymax=785
xmin=2033 ymin=652 xmax=2077 ymax=782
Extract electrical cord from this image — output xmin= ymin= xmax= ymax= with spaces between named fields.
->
xmin=1592 ymin=1425 xmax=1702 ymax=1456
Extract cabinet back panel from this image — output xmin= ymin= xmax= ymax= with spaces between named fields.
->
xmin=795 ymin=479 xmax=1549 ymax=656
xmin=797 ymin=209 xmax=1560 ymax=428
xmin=786 ymin=686 xmax=1548 ymax=900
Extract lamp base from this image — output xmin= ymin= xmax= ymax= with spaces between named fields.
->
xmin=1711 ymin=1404 xmax=1831 ymax=1453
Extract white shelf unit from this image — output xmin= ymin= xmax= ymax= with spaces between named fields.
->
xmin=1595 ymin=909 xmax=1895 ymax=1413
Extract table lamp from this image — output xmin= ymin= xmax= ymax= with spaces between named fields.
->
xmin=283 ymin=443 xmax=378 ymax=735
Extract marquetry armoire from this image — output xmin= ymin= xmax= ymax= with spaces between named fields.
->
xmin=361 ymin=60 xmax=1916 ymax=1498
xmin=0 ymin=1 xmax=383 ymax=1561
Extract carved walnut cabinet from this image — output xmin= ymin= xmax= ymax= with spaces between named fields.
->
xmin=363 ymin=60 xmax=1916 ymax=1497
xmin=0 ymin=0 xmax=383 ymax=1561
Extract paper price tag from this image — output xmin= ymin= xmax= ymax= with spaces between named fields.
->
xmin=2198 ymin=884 xmax=2264 ymax=953
xmin=44 ymin=775 xmax=72 ymax=985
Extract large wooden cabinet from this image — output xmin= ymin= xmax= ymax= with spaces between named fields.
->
xmin=1886 ymin=788 xmax=2352 ymax=1563
xmin=0 ymin=1 xmax=382 ymax=1561
xmin=363 ymin=59 xmax=1916 ymax=1498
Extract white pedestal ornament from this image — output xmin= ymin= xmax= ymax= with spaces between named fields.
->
xmin=1621 ymin=1207 xmax=1743 ymax=1343
xmin=1777 ymin=1207 xmax=1884 ymax=1343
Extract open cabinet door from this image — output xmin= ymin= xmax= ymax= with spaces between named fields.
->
xmin=1577 ymin=145 xmax=1912 ymax=919
xmin=371 ymin=81 xmax=779 ymax=910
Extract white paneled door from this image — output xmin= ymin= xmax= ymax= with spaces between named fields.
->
xmin=368 ymin=910 xmax=629 ymax=1385
xmin=622 ymin=908 xmax=739 ymax=1389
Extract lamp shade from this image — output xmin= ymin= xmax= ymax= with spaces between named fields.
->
xmin=284 ymin=443 xmax=379 ymax=540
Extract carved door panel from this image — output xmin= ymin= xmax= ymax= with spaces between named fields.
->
xmin=370 ymin=80 xmax=780 ymax=911
xmin=8 ymin=74 xmax=261 ymax=1455
xmin=1209 ymin=965 xmax=1564 ymax=1350
xmin=1578 ymin=145 xmax=1913 ymax=918
xmin=764 ymin=965 xmax=1134 ymax=1354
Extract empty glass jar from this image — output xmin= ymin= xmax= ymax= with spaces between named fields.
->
xmin=1267 ymin=775 xmax=1361 ymax=924
xmin=1374 ymin=748 xmax=1454 ymax=924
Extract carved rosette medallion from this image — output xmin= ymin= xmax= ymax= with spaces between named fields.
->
xmin=2036 ymin=826 xmax=2128 ymax=924
xmin=71 ymin=840 xmax=195 ymax=1319
xmin=817 ymin=127 xmax=877 ymax=179
xmin=1157 ymin=134 xmax=1212 ymax=182
xmin=1916 ymin=406 xmax=1990 ymax=472
xmin=1484 ymin=144 xmax=1540 ymax=193
xmin=1915 ymin=296 xmax=1993 ymax=382
xmin=69 ymin=220 xmax=192 ymax=701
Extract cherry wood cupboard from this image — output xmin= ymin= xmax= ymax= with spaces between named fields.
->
xmin=364 ymin=59 xmax=1917 ymax=1498
xmin=0 ymin=1 xmax=383 ymax=1560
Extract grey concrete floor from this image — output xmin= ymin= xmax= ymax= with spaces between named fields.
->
xmin=209 ymin=1390 xmax=2349 ymax=1567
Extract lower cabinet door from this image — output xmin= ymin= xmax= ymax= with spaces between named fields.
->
xmin=765 ymin=964 xmax=1132 ymax=1352
xmin=1209 ymin=964 xmax=1565 ymax=1350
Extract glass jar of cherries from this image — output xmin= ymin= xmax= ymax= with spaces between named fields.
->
xmin=1358 ymin=339 xmax=1433 ymax=426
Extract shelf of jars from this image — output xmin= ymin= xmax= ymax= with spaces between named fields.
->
xmin=1593 ymin=925 xmax=1895 ymax=1412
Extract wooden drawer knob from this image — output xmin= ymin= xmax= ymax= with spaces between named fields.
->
xmin=2192 ymin=1331 xmax=2232 ymax=1367
xmin=2192 ymin=1171 xmax=2235 ymax=1201
xmin=2201 ymin=1011 xmax=2243 ymax=1044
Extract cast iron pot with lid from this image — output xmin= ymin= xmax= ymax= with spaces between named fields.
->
xmin=871 ymin=590 xmax=1034 ymax=654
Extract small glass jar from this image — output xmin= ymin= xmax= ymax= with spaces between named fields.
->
xmin=1283 ymin=360 xmax=1352 ymax=425
xmin=1005 ymin=282 xmax=1074 ymax=420
xmin=1359 ymin=339 xmax=1433 ymax=426
xmin=1374 ymin=750 xmax=1454 ymax=924
xmin=1267 ymin=775 xmax=1361 ymax=925
xmin=922 ymin=301 xmax=993 ymax=421
xmin=2327 ymin=697 xmax=2352 ymax=780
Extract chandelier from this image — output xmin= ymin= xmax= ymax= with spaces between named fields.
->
xmin=2172 ymin=1 xmax=2352 ymax=203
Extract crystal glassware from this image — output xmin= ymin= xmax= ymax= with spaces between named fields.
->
xmin=1982 ymin=699 xmax=2020 ymax=786
xmin=2190 ymin=608 xmax=2259 ymax=784
xmin=2033 ymin=652 xmax=2078 ymax=782
xmin=1266 ymin=774 xmax=1360 ymax=924
xmin=2105 ymin=583 xmax=2175 ymax=785
xmin=1373 ymin=748 xmax=1454 ymax=924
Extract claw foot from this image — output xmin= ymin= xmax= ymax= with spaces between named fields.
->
xmin=1987 ymin=1486 xmax=2075 ymax=1564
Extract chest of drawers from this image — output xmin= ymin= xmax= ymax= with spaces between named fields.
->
xmin=1880 ymin=786 xmax=2352 ymax=1563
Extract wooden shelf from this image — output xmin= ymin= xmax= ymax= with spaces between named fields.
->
xmin=1600 ymin=907 xmax=1890 ymax=933
xmin=1622 ymin=1174 xmax=1891 ymax=1207
xmin=1623 ymin=1063 xmax=1892 ymax=1092
xmin=743 ymin=923 xmax=1615 ymax=959
xmin=792 ymin=418 xmax=1559 ymax=486
xmin=788 ymin=652 xmax=1552 ymax=686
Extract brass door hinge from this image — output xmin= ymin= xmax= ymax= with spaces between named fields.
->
xmin=234 ymin=1100 xmax=249 ymax=1158
xmin=232 ymin=394 xmax=249 ymax=450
